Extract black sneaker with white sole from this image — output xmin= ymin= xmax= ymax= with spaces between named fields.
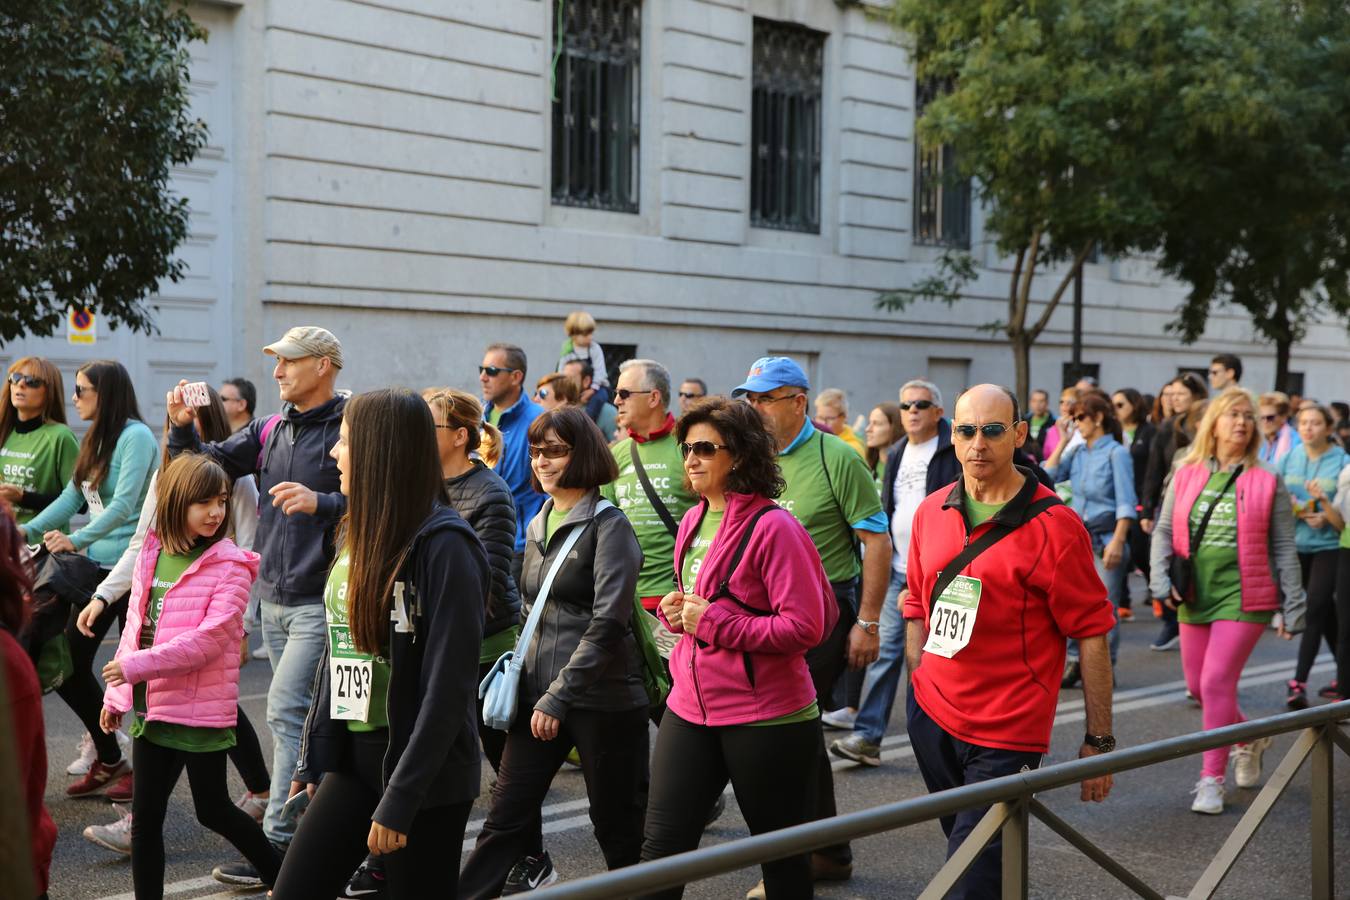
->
xmin=501 ymin=850 xmax=559 ymax=894
xmin=344 ymin=857 xmax=387 ymax=897
xmin=211 ymin=840 xmax=286 ymax=887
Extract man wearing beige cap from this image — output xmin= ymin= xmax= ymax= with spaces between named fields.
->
xmin=165 ymin=326 xmax=349 ymax=885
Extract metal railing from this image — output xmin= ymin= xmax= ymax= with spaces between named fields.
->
xmin=537 ymin=701 xmax=1350 ymax=899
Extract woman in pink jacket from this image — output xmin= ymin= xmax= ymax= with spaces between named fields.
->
xmin=642 ymin=397 xmax=836 ymax=900
xmin=100 ymin=454 xmax=280 ymax=898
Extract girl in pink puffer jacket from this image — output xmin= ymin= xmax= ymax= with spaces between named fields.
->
xmin=100 ymin=454 xmax=281 ymax=897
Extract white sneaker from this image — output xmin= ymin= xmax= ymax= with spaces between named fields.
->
xmin=67 ymin=733 xmax=96 ymax=775
xmin=251 ymin=646 xmax=270 ymax=660
xmin=821 ymin=708 xmax=858 ymax=730
xmin=82 ymin=805 xmax=133 ymax=855
xmin=1232 ymin=737 xmax=1272 ymax=788
xmin=1190 ymin=776 xmax=1225 ymax=814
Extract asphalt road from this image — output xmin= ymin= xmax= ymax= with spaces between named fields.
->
xmin=43 ymin=605 xmax=1350 ymax=900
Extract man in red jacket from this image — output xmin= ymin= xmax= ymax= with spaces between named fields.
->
xmin=903 ymin=384 xmax=1116 ymax=899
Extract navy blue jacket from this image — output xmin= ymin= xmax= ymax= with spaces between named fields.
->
xmin=169 ymin=394 xmax=346 ymax=606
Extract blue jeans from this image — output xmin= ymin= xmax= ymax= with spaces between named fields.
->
xmin=261 ymin=600 xmax=327 ymax=845
xmin=1068 ymin=532 xmax=1125 ymax=665
xmin=852 ymin=569 xmax=907 ymax=744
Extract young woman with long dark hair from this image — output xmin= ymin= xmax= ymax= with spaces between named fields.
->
xmin=272 ymin=389 xmax=489 ymax=900
xmin=0 ymin=357 xmax=79 ymax=527
xmin=20 ymin=360 xmax=158 ymax=796
xmin=1113 ymin=388 xmax=1156 ymax=618
xmin=863 ymin=402 xmax=902 ymax=487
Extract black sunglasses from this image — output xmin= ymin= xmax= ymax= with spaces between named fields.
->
xmin=1260 ymin=414 xmax=1279 ymax=423
xmin=1074 ymin=413 xmax=1093 ymax=422
xmin=952 ymin=423 xmax=1011 ymax=440
xmin=680 ymin=440 xmax=730 ymax=460
xmin=616 ymin=389 xmax=654 ymax=401
xmin=479 ymin=365 xmax=518 ymax=377
xmin=73 ymin=383 xmax=95 ymax=398
xmin=527 ymin=444 xmax=571 ymax=460
xmin=678 ymin=391 xmax=703 ymax=399
xmin=899 ymin=399 xmax=935 ymax=412
xmin=8 ymin=373 xmax=45 ymax=389
xmin=535 ymin=388 xmax=550 ymax=400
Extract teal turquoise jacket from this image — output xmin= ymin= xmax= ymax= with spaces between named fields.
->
xmin=22 ymin=421 xmax=158 ymax=567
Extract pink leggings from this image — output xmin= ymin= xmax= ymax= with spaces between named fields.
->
xmin=1180 ymin=620 xmax=1267 ymax=778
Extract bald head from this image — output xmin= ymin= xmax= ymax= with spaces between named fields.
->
xmin=952 ymin=384 xmax=1026 ymax=486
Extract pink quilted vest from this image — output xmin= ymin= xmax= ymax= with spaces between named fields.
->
xmin=1170 ymin=463 xmax=1279 ymax=611
xmin=104 ymin=531 xmax=260 ymax=729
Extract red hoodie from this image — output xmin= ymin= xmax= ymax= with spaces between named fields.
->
xmin=903 ymin=473 xmax=1114 ymax=753
xmin=2 ymin=628 xmax=56 ymax=895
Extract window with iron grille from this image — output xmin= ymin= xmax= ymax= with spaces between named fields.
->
xmin=551 ymin=0 xmax=641 ymax=213
xmin=913 ymin=79 xmax=971 ymax=248
xmin=751 ymin=19 xmax=824 ymax=233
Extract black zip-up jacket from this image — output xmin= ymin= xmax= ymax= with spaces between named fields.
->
xmin=1125 ymin=420 xmax=1157 ymax=501
xmin=1140 ymin=415 xmax=1194 ymax=517
xmin=169 ymin=394 xmax=346 ymax=606
xmin=443 ymin=461 xmax=520 ymax=639
xmin=521 ymin=490 xmax=647 ymax=720
xmin=295 ymin=505 xmax=488 ymax=833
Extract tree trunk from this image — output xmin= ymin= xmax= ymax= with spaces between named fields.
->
xmin=1011 ymin=331 xmax=1032 ymax=410
xmin=1274 ymin=336 xmax=1292 ymax=393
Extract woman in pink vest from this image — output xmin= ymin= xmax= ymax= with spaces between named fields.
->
xmin=1149 ymin=388 xmax=1306 ymax=816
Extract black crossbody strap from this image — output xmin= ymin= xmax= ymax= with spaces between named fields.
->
xmin=717 ymin=506 xmax=781 ymax=593
xmin=1186 ymin=466 xmax=1241 ymax=555
xmin=928 ymin=496 xmax=1063 ymax=608
xmin=630 ymin=441 xmax=680 ymax=537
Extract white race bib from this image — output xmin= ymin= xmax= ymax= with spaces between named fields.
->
xmin=82 ymin=481 xmax=105 ymax=517
xmin=923 ymin=574 xmax=982 ymax=659
xmin=329 ymin=652 xmax=373 ymax=722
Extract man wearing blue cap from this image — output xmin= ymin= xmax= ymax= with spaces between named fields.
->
xmin=733 ymin=357 xmax=891 ymax=895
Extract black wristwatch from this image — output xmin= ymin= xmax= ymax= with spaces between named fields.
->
xmin=1083 ymin=732 xmax=1116 ymax=753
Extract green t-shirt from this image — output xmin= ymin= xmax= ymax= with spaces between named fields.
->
xmin=0 ymin=420 xmax=79 ymax=525
xmin=132 ymin=545 xmax=236 ymax=752
xmin=776 ymin=432 xmax=884 ymax=583
xmin=748 ymin=701 xmax=821 ymax=727
xmin=680 ymin=508 xmax=724 ymax=591
xmin=603 ymin=434 xmax=700 ymax=599
xmin=487 ymin=406 xmax=503 ymax=427
xmin=545 ymin=505 xmax=571 ymax=544
xmin=480 ymin=625 xmax=519 ymax=665
xmin=963 ymin=496 xmax=1007 ymax=528
xmin=1342 ymin=522 xmax=1350 ymax=551
xmin=324 ymin=552 xmax=392 ymax=732
xmin=1181 ymin=472 xmax=1273 ymax=625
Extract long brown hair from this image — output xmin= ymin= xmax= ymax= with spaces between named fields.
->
xmin=339 ymin=389 xmax=447 ymax=654
xmin=0 ymin=357 xmax=68 ymax=448
xmin=865 ymin=402 xmax=902 ymax=472
xmin=422 ymin=387 xmax=502 ymax=468
xmin=72 ymin=360 xmax=144 ymax=489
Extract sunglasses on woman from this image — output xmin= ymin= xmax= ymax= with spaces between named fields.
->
xmin=899 ymin=399 xmax=934 ymax=411
xmin=527 ymin=443 xmax=571 ymax=459
xmin=680 ymin=440 xmax=730 ymax=460
xmin=8 ymin=373 xmax=44 ymax=389
xmin=535 ymin=388 xmax=550 ymax=401
xmin=952 ymin=423 xmax=1010 ymax=440
xmin=74 ymin=383 xmax=95 ymax=398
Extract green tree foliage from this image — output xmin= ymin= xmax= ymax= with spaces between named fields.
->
xmin=0 ymin=1 xmax=206 ymax=343
xmin=879 ymin=0 xmax=1350 ymax=401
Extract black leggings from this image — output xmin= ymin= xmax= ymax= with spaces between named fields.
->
xmin=1296 ymin=550 xmax=1339 ymax=683
xmin=230 ymin=705 xmax=270 ymax=794
xmin=1335 ymin=549 xmax=1350 ymax=693
xmin=131 ymin=737 xmax=280 ymax=900
xmin=57 ymin=589 xmax=127 ymax=764
xmin=639 ymin=711 xmax=821 ymax=900
xmin=271 ymin=729 xmax=473 ymax=900
xmin=459 ymin=705 xmax=650 ymax=900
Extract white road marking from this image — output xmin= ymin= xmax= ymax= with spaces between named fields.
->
xmin=97 ymin=656 xmax=1334 ymax=898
